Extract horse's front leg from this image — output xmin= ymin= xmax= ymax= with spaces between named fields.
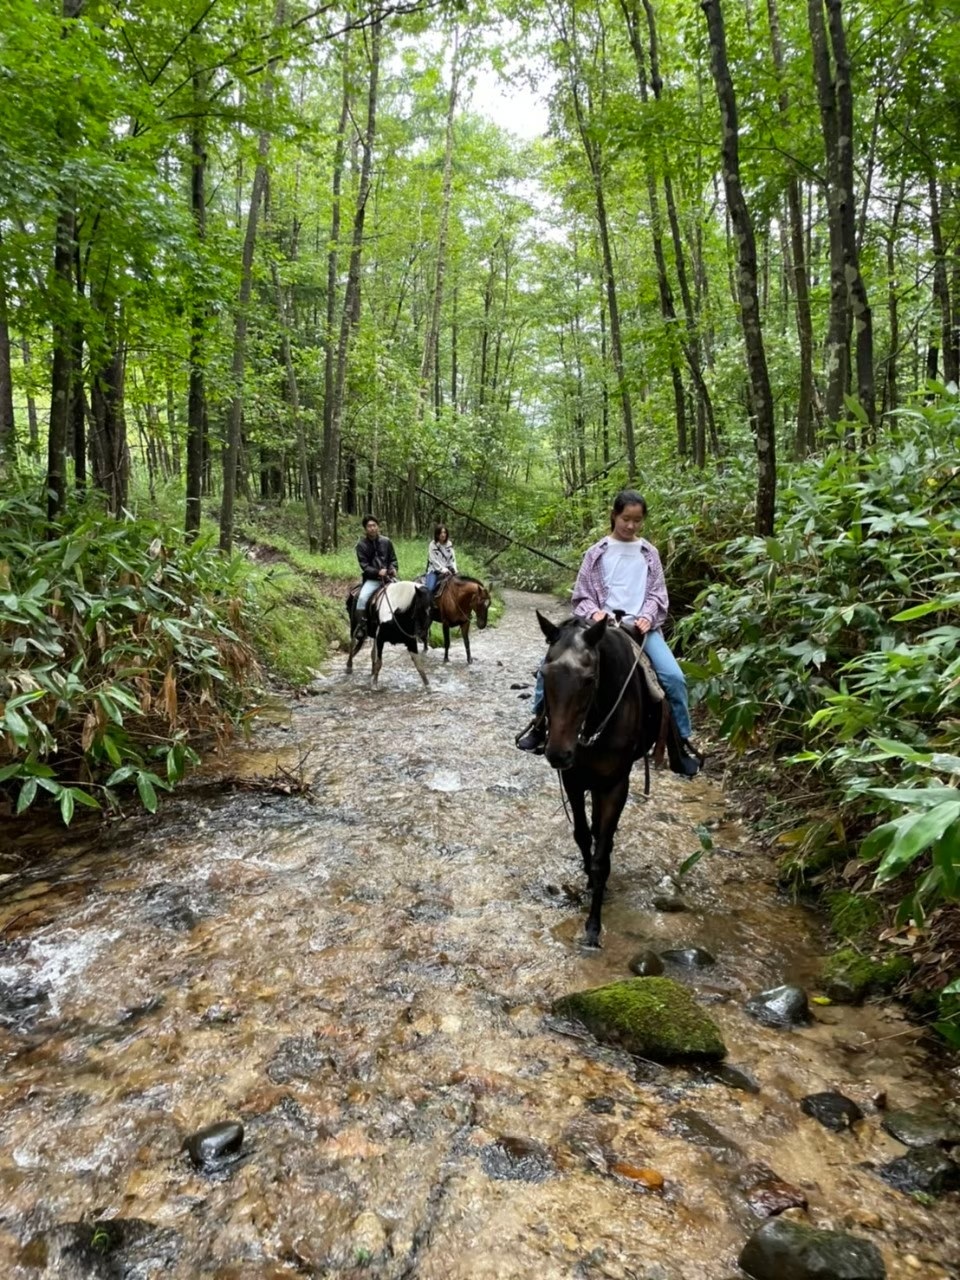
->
xmin=372 ymin=638 xmax=383 ymax=687
xmin=561 ymin=774 xmax=592 ymax=884
xmin=462 ymin=620 xmax=472 ymax=664
xmin=346 ymin=628 xmax=364 ymax=672
xmin=584 ymin=775 xmax=631 ymax=948
xmin=442 ymin=623 xmax=451 ymax=662
xmin=407 ymin=641 xmax=429 ymax=687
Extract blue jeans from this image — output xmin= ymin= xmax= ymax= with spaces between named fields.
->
xmin=424 ymin=570 xmax=439 ymax=593
xmin=356 ymin=578 xmax=380 ymax=615
xmin=531 ymin=627 xmax=692 ymax=740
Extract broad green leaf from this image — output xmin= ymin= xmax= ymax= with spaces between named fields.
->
xmin=59 ymin=789 xmax=75 ymax=825
xmin=69 ymin=787 xmax=101 ymax=810
xmin=874 ymin=801 xmax=960 ymax=885
xmin=137 ymin=774 xmax=158 ymax=813
xmin=870 ymin=786 xmax=960 ymax=806
xmin=16 ymin=778 xmax=38 ymax=814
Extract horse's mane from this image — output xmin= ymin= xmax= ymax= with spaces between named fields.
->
xmin=453 ymin=574 xmax=485 ymax=587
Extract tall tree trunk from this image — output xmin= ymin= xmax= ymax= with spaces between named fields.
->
xmin=320 ymin=18 xmax=381 ymax=551
xmin=220 ymin=2 xmax=285 ymax=554
xmin=765 ymin=0 xmax=817 ymax=455
xmin=825 ymin=0 xmax=874 ymax=440
xmin=0 ymin=233 xmax=15 ymax=466
xmin=220 ymin=150 xmax=269 ymax=553
xmin=411 ymin=26 xmax=461 ymax=535
xmin=48 ymin=197 xmax=76 ymax=522
xmin=450 ymin=283 xmax=459 ymax=413
xmin=702 ymin=0 xmax=776 ymax=534
xmin=641 ymin=0 xmax=720 ymax=458
xmin=929 ymin=178 xmax=958 ymax=388
xmin=273 ymin=261 xmax=319 ymax=551
xmin=47 ymin=0 xmax=84 ymax=521
xmin=619 ymin=0 xmax=687 ymax=458
xmin=89 ymin=307 xmax=129 ymax=514
xmin=185 ymin=73 xmax=207 ymax=539
xmin=599 ymin=287 xmax=610 ymax=465
xmin=809 ymin=0 xmax=848 ymax=427
xmin=881 ymin=171 xmax=907 ymax=416
xmin=21 ymin=340 xmax=39 ymax=449
xmin=554 ymin=3 xmax=637 ymax=479
xmin=320 ymin=46 xmax=350 ymax=540
xmin=71 ymin=245 xmax=86 ymax=489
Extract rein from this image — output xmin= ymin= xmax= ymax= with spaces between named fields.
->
xmin=376 ymin=583 xmax=422 ymax=641
xmin=577 ymin=633 xmax=646 ymax=748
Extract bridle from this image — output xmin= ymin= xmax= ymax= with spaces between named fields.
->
xmin=577 ymin=633 xmax=645 ymax=747
xmin=545 ymin=629 xmax=646 ymax=751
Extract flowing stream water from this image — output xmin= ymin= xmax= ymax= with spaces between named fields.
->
xmin=1 ymin=590 xmax=958 ymax=1279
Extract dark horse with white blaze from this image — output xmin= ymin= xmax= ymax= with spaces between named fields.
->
xmin=537 ymin=611 xmax=665 ymax=947
xmin=423 ymin=575 xmax=492 ymax=663
xmin=346 ymin=581 xmax=432 ymax=687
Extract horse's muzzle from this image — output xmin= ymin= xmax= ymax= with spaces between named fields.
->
xmin=545 ymin=745 xmax=575 ymax=771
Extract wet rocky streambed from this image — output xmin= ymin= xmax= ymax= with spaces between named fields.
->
xmin=0 ymin=590 xmax=958 ymax=1279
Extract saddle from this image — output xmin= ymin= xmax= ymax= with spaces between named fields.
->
xmin=617 ymin=624 xmax=701 ymax=777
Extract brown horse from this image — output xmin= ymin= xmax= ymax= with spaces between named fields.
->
xmin=423 ymin=575 xmax=491 ymax=663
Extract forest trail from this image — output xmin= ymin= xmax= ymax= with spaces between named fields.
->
xmin=0 ymin=591 xmax=957 ymax=1279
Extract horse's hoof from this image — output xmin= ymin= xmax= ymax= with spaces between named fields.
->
xmin=581 ymin=933 xmax=602 ymax=951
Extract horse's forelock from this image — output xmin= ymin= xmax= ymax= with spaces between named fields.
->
xmin=546 ymin=617 xmax=591 ymax=659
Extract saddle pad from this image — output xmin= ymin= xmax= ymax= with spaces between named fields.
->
xmin=638 ymin=652 xmax=666 ymax=703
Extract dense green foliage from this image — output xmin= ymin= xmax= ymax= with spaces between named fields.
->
xmin=658 ymin=401 xmax=960 ymax=1041
xmin=0 ymin=486 xmax=261 ymax=819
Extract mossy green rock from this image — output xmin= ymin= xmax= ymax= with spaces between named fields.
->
xmin=552 ymin=976 xmax=726 ymax=1062
xmin=820 ymin=947 xmax=910 ymax=1004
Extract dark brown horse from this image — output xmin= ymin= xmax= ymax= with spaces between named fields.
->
xmin=423 ymin=575 xmax=491 ymax=664
xmin=537 ymin=612 xmax=664 ymax=947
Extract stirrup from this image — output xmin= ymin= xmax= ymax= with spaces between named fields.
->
xmin=516 ymin=717 xmax=547 ymax=754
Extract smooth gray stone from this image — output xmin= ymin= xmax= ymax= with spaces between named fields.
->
xmin=629 ymin=949 xmax=665 ymax=976
xmin=800 ymin=1091 xmax=864 ymax=1132
xmin=745 ymin=984 xmax=810 ymax=1028
xmin=881 ymin=1107 xmax=960 ymax=1149
xmin=878 ymin=1145 xmax=960 ymax=1196
xmin=739 ymin=1217 xmax=885 ymax=1279
xmin=186 ymin=1120 xmax=244 ymax=1168
xmin=653 ymin=895 xmax=687 ymax=913
xmin=711 ymin=1063 xmax=760 ymax=1094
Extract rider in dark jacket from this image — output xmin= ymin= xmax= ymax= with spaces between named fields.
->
xmin=353 ymin=516 xmax=399 ymax=640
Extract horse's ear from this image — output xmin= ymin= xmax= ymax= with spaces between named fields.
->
xmin=584 ymin=616 xmax=607 ymax=648
xmin=536 ymin=611 xmax=560 ymax=643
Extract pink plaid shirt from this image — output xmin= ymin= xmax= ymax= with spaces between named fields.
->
xmin=571 ymin=536 xmax=670 ymax=631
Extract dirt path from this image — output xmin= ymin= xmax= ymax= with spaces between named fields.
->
xmin=0 ymin=590 xmax=957 ymax=1279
